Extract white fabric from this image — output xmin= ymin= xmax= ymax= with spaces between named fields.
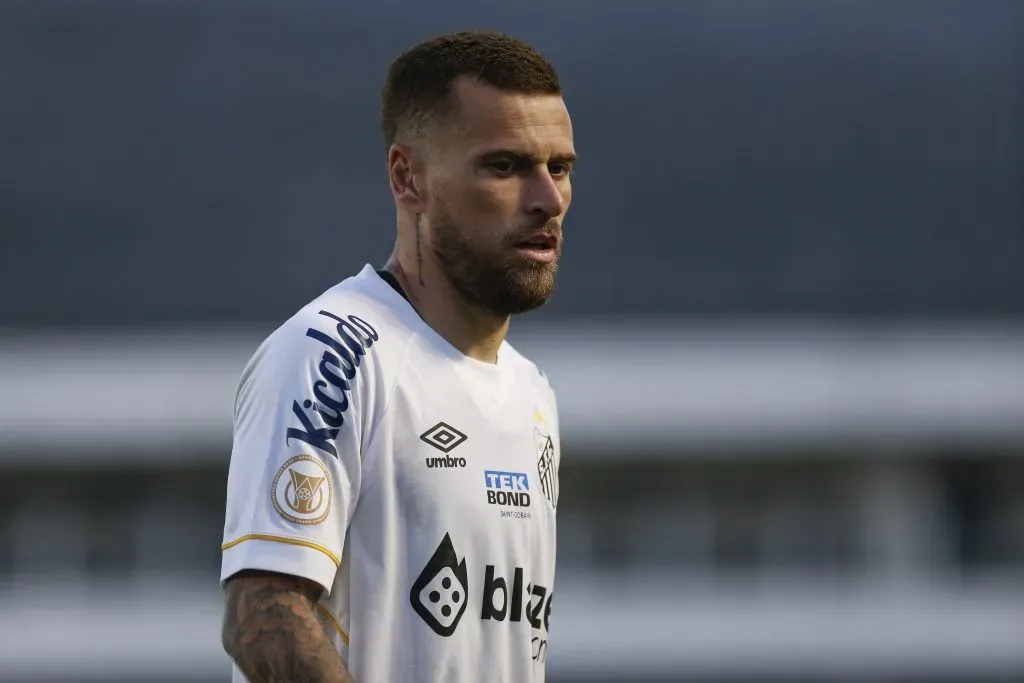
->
xmin=221 ymin=264 xmax=561 ymax=683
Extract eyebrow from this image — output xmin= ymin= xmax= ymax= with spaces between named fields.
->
xmin=478 ymin=148 xmax=578 ymax=165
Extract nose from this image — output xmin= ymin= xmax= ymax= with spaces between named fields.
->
xmin=524 ymin=169 xmax=566 ymax=219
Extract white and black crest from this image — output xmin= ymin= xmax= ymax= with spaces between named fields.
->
xmin=534 ymin=427 xmax=557 ymax=508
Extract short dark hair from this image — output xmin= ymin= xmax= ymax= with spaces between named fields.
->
xmin=381 ymin=31 xmax=561 ymax=150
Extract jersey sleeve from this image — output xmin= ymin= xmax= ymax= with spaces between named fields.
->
xmin=220 ymin=310 xmax=378 ymax=594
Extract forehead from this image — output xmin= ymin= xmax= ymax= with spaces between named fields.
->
xmin=441 ymin=77 xmax=574 ymax=159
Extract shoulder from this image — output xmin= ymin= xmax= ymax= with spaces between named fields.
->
xmin=250 ymin=271 xmax=415 ymax=379
xmin=234 ymin=269 xmax=417 ymax=428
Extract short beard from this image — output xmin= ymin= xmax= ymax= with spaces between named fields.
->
xmin=428 ymin=205 xmax=561 ymax=317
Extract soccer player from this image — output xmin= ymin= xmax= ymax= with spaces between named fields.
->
xmin=219 ymin=31 xmax=574 ymax=683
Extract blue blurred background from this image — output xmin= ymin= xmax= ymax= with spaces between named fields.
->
xmin=1 ymin=1 xmax=1023 ymax=681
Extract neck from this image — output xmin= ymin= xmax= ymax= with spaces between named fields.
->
xmin=383 ymin=254 xmax=510 ymax=365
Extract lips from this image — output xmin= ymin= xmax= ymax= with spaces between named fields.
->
xmin=514 ymin=233 xmax=558 ymax=250
xmin=513 ymin=232 xmax=560 ymax=265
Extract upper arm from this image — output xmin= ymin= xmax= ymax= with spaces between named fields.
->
xmin=221 ymin=309 xmax=382 ymax=595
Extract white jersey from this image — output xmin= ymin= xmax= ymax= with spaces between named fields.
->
xmin=221 ymin=264 xmax=561 ymax=683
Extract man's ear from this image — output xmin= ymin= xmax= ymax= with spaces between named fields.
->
xmin=388 ymin=143 xmax=427 ymax=212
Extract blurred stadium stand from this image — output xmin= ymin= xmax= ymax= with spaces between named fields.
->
xmin=1 ymin=1 xmax=1022 ymax=682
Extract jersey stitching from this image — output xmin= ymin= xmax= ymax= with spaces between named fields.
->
xmin=221 ymin=533 xmax=341 ymax=567
xmin=316 ymin=603 xmax=351 ymax=645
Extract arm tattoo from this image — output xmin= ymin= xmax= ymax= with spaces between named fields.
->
xmin=222 ymin=571 xmax=354 ymax=683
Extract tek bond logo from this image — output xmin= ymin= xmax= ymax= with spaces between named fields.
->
xmin=484 ymin=470 xmax=531 ymax=507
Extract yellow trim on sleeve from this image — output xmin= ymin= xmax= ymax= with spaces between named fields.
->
xmin=221 ymin=533 xmax=341 ymax=567
xmin=316 ymin=604 xmax=351 ymax=645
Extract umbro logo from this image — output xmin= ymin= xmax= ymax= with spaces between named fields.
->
xmin=421 ymin=422 xmax=468 ymax=469
xmin=420 ymin=422 xmax=468 ymax=453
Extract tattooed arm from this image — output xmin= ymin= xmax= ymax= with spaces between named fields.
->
xmin=222 ymin=570 xmax=354 ymax=683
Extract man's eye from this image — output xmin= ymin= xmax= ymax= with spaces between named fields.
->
xmin=549 ymin=163 xmax=572 ymax=178
xmin=487 ymin=160 xmax=515 ymax=174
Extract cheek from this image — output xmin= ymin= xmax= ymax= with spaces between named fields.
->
xmin=560 ymin=181 xmax=573 ymax=212
xmin=451 ymin=183 xmax=517 ymax=223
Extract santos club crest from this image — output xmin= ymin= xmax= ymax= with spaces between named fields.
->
xmin=272 ymin=455 xmax=333 ymax=525
xmin=534 ymin=428 xmax=557 ymax=508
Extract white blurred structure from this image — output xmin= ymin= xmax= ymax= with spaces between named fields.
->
xmin=3 ymin=323 xmax=1024 ymax=458
xmin=1 ymin=322 xmax=1023 ymax=682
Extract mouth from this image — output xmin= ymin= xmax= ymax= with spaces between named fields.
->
xmin=513 ymin=233 xmax=559 ymax=264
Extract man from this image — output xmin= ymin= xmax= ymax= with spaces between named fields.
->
xmin=219 ymin=31 xmax=575 ymax=683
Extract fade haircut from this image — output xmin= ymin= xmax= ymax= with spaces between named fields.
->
xmin=381 ymin=31 xmax=561 ymax=151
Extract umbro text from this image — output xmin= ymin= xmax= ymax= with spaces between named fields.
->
xmin=425 ymin=455 xmax=468 ymax=469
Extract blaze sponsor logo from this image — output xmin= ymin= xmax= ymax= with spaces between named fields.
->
xmin=410 ymin=534 xmax=554 ymax=663
xmin=409 ymin=533 xmax=470 ymax=637
xmin=480 ymin=565 xmax=553 ymax=663
xmin=286 ymin=311 xmax=379 ymax=459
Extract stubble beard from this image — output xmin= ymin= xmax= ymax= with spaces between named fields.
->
xmin=428 ymin=205 xmax=561 ymax=317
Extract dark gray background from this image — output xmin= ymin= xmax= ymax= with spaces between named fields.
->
xmin=2 ymin=0 xmax=1021 ymax=328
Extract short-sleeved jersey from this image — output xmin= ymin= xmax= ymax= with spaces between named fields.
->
xmin=221 ymin=264 xmax=561 ymax=683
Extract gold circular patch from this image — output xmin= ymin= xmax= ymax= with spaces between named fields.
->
xmin=271 ymin=455 xmax=333 ymax=525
